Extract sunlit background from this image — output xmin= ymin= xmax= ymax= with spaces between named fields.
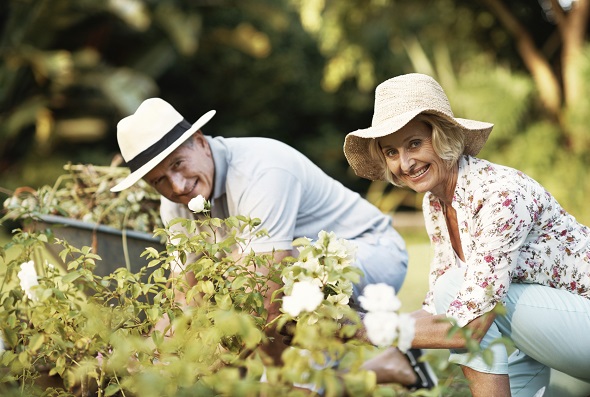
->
xmin=1 ymin=1 xmax=590 ymax=394
xmin=2 ymin=0 xmax=590 ymax=224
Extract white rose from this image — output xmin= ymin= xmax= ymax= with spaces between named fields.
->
xmin=296 ymin=256 xmax=321 ymax=274
xmin=282 ymin=280 xmax=324 ymax=317
xmin=340 ymin=280 xmax=353 ymax=298
xmin=18 ymin=260 xmax=39 ymax=301
xmin=315 ymin=230 xmax=332 ymax=247
xmin=326 ymin=293 xmax=350 ymax=307
xmin=358 ymin=283 xmax=401 ymax=312
xmin=396 ymin=313 xmax=416 ymax=353
xmin=363 ymin=311 xmax=399 ymax=347
xmin=188 ymin=195 xmax=207 ymax=213
xmin=327 ymin=235 xmax=356 ymax=262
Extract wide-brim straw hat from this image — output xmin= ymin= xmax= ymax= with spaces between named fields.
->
xmin=343 ymin=73 xmax=493 ymax=181
xmin=111 ymin=98 xmax=216 ymax=192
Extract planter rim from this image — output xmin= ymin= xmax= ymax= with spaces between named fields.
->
xmin=38 ymin=214 xmax=162 ymax=243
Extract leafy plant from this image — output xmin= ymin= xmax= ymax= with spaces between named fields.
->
xmin=2 ymin=163 xmax=162 ymax=234
xmin=0 ymin=191 xmax=502 ymax=396
xmin=0 ymin=198 xmax=387 ymax=396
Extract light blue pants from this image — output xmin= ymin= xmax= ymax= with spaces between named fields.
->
xmin=350 ymin=226 xmax=408 ymax=301
xmin=434 ymin=268 xmax=590 ymax=396
xmin=294 ymin=227 xmax=408 ymax=393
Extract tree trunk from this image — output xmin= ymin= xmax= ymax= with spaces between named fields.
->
xmin=556 ymin=0 xmax=590 ymax=107
xmin=481 ymin=0 xmax=562 ymax=118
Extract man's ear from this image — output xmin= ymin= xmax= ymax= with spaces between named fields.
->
xmin=193 ymin=130 xmax=212 ymax=156
xmin=193 ymin=130 xmax=205 ymax=144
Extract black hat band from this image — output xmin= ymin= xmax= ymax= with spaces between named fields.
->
xmin=126 ymin=119 xmax=192 ymax=172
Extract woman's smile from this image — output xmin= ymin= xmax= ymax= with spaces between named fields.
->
xmin=407 ymin=164 xmax=430 ymax=180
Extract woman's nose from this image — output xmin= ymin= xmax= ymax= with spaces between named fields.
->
xmin=399 ymin=150 xmax=415 ymax=172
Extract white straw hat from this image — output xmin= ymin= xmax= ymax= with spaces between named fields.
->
xmin=111 ymin=98 xmax=216 ymax=192
xmin=343 ymin=73 xmax=493 ymax=181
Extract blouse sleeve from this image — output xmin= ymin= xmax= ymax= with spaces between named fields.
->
xmin=447 ymin=184 xmax=536 ymax=326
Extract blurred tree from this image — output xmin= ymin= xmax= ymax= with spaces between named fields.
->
xmin=460 ymin=0 xmax=590 ymax=222
xmin=0 ymin=0 xmax=387 ymax=195
xmin=287 ymin=0 xmax=590 ymax=222
xmin=2 ymin=0 xmax=589 ymax=222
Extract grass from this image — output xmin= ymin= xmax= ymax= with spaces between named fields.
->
xmin=396 ymin=228 xmax=431 ymax=312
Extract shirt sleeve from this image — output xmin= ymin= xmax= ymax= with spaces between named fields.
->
xmin=229 ymin=168 xmax=302 ymax=253
xmin=447 ymin=185 xmax=535 ymax=326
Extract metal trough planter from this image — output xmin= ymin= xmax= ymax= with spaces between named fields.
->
xmin=35 ymin=214 xmax=166 ymax=276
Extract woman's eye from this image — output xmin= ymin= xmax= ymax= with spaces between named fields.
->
xmin=409 ymin=140 xmax=421 ymax=148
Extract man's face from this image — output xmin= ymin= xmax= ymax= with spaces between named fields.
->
xmin=144 ymin=132 xmax=214 ymax=205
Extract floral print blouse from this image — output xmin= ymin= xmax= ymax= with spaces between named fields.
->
xmin=422 ymin=155 xmax=590 ymax=327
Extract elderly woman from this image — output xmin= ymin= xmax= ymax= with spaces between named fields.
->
xmin=344 ymin=73 xmax=590 ymax=396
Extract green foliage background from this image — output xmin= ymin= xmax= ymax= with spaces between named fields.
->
xmin=1 ymin=0 xmax=590 ymax=225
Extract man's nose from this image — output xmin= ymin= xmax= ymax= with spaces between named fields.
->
xmin=169 ymin=174 xmax=185 ymax=195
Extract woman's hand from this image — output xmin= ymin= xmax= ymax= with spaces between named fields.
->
xmin=411 ymin=308 xmax=497 ymax=349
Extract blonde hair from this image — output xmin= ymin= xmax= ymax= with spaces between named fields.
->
xmin=367 ymin=113 xmax=465 ymax=187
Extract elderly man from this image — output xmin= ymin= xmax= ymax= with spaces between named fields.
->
xmin=111 ymin=97 xmax=434 ymax=390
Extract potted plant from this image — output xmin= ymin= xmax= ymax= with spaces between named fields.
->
xmin=2 ymin=163 xmax=165 ymax=275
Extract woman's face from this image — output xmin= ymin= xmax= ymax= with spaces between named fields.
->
xmin=377 ymin=119 xmax=453 ymax=198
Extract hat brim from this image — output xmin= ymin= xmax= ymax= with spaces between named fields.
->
xmin=343 ymin=109 xmax=493 ymax=181
xmin=110 ymin=110 xmax=216 ymax=192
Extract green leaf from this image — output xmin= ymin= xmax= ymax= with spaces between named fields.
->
xmin=2 ymin=327 xmax=17 ymax=346
xmin=146 ymin=307 xmax=160 ymax=321
xmin=104 ymin=383 xmax=121 ymax=396
xmin=201 ymin=280 xmax=215 ymax=295
xmin=18 ymin=351 xmax=29 ymax=366
xmin=142 ymin=247 xmax=160 ymax=259
xmin=151 ymin=330 xmax=164 ymax=347
xmin=231 ymin=276 xmax=248 ymax=290
xmin=56 ymin=355 xmax=66 ymax=376
xmin=292 ymin=237 xmax=311 ymax=247
xmin=62 ymin=271 xmax=82 ymax=283
xmin=482 ymin=348 xmax=494 ymax=366
xmin=41 ymin=288 xmax=53 ymax=301
xmin=29 ymin=333 xmax=44 ymax=352
xmin=215 ymin=294 xmax=232 ymax=310
xmin=152 ymin=268 xmax=167 ymax=283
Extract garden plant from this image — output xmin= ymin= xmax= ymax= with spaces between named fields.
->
xmin=0 ymin=165 xmax=495 ymax=396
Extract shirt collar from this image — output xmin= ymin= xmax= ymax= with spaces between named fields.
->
xmin=205 ymin=136 xmax=228 ymax=201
